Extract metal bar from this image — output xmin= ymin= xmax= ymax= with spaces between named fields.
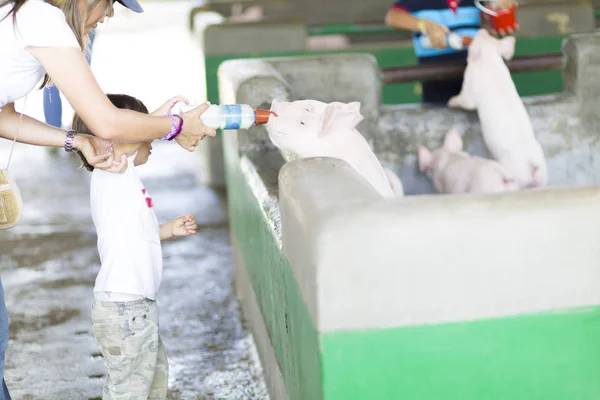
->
xmin=381 ymin=53 xmax=564 ymax=84
xmin=308 ymin=23 xmax=393 ymax=36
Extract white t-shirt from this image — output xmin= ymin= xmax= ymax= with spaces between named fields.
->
xmin=0 ymin=0 xmax=79 ymax=111
xmin=91 ymin=154 xmax=163 ymax=301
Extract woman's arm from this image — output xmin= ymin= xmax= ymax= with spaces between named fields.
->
xmin=0 ymin=103 xmax=127 ymax=172
xmin=26 ymin=47 xmax=216 ymax=148
xmin=0 ymin=103 xmax=70 ymax=146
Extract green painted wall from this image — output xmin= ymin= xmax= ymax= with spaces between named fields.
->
xmin=223 ymin=143 xmax=323 ymax=400
xmin=206 ymin=44 xmax=413 ymax=106
xmin=206 ymin=34 xmax=566 ymax=106
xmin=321 ymin=307 xmax=600 ymax=400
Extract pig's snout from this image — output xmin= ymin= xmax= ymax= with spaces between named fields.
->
xmin=503 ymin=177 xmax=520 ymax=192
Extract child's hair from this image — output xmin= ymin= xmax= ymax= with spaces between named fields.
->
xmin=72 ymin=94 xmax=149 ymax=171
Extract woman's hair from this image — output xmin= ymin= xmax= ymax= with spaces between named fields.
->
xmin=0 ymin=0 xmax=113 ymax=87
xmin=72 ymin=93 xmax=149 ymax=171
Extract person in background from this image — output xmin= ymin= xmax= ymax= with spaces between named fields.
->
xmin=385 ymin=0 xmax=481 ymax=105
xmin=43 ymin=29 xmax=96 ymax=128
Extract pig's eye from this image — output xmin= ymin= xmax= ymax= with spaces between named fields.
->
xmin=301 ymin=122 xmax=305 ymax=125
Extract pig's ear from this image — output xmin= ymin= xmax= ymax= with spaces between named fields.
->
xmin=497 ymin=36 xmax=516 ymax=60
xmin=345 ymin=102 xmax=365 ymax=127
xmin=443 ymin=129 xmax=463 ymax=152
xmin=418 ymin=146 xmax=433 ymax=172
xmin=270 ymin=99 xmax=280 ymax=112
xmin=320 ymin=102 xmax=364 ymax=136
xmin=320 ymin=103 xmax=339 ymax=136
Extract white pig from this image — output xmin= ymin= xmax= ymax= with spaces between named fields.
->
xmin=266 ymin=99 xmax=403 ymax=198
xmin=419 ymin=128 xmax=520 ymax=194
xmin=447 ymin=29 xmax=548 ymax=189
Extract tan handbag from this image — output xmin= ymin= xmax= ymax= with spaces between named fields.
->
xmin=0 ymin=97 xmax=26 ymax=230
xmin=0 ymin=168 xmax=23 ymax=230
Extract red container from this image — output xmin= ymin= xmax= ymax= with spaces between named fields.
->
xmin=476 ymin=1 xmax=519 ymax=36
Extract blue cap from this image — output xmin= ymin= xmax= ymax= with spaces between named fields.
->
xmin=115 ymin=0 xmax=144 ymax=13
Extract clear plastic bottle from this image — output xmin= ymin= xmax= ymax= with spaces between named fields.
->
xmin=420 ymin=32 xmax=473 ymax=50
xmin=198 ymin=104 xmax=274 ymax=130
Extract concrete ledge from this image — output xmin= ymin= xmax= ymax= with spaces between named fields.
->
xmin=195 ymin=0 xmax=401 ymax=26
xmin=218 ymin=58 xmax=290 ymax=113
xmin=278 ymin=159 xmax=600 ymax=332
xmin=204 ymin=21 xmax=306 ymax=55
xmin=279 ymin=158 xmax=381 ymax=324
xmin=514 ymin=2 xmax=595 ymax=37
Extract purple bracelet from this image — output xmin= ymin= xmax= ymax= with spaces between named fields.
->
xmin=161 ymin=114 xmax=183 ymax=141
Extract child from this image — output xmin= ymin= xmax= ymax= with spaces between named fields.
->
xmin=385 ymin=0 xmax=481 ymax=104
xmin=72 ymin=94 xmax=197 ymax=400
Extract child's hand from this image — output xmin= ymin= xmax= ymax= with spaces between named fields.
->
xmin=170 ymin=215 xmax=197 ymax=237
xmin=151 ymin=96 xmax=190 ymax=116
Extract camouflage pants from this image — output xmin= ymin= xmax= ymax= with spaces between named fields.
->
xmin=91 ymin=298 xmax=168 ymax=400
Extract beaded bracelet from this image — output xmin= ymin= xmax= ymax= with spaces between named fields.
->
xmin=417 ymin=18 xmax=427 ymax=35
xmin=161 ymin=114 xmax=183 ymax=141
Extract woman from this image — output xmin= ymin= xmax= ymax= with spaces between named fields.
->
xmin=0 ymin=0 xmax=215 ymax=153
xmin=0 ymin=0 xmax=217 ymax=397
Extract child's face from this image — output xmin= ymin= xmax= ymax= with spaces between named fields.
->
xmin=133 ymin=142 xmax=153 ymax=166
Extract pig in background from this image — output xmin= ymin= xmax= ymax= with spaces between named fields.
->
xmin=448 ymin=29 xmax=548 ymax=189
xmin=419 ymin=128 xmax=520 ymax=195
xmin=266 ymin=99 xmax=404 ymax=198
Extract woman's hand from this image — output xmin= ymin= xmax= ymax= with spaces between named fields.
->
xmin=151 ymin=96 xmax=189 ymax=116
xmin=175 ymin=103 xmax=217 ymax=151
xmin=73 ymin=134 xmax=128 ymax=173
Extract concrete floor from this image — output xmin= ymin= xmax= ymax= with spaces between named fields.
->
xmin=0 ymin=2 xmax=268 ymax=399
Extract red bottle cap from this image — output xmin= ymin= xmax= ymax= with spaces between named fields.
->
xmin=254 ymin=109 xmax=277 ymax=125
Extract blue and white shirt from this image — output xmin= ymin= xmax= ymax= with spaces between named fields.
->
xmin=391 ymin=0 xmax=481 ymax=61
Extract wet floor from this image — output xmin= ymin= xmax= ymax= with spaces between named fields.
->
xmin=0 ymin=2 xmax=269 ymax=399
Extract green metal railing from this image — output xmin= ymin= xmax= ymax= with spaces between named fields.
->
xmin=200 ymin=8 xmax=600 ymax=105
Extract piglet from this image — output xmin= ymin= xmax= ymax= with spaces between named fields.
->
xmin=419 ymin=128 xmax=520 ymax=194
xmin=448 ymin=29 xmax=548 ymax=189
xmin=266 ymin=99 xmax=403 ymax=198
